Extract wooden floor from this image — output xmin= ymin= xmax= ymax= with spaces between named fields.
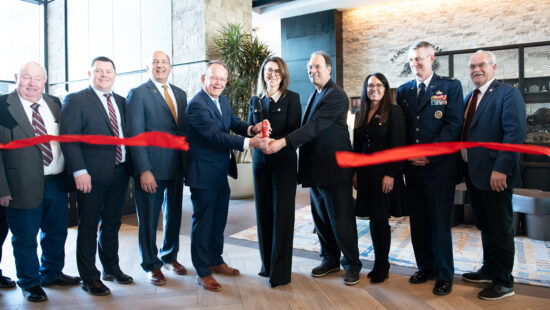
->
xmin=0 ymin=188 xmax=549 ymax=309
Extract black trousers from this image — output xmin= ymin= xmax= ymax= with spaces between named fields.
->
xmin=465 ymin=175 xmax=515 ymax=287
xmin=407 ymin=175 xmax=455 ymax=282
xmin=369 ymin=215 xmax=390 ymax=274
xmin=0 ymin=206 xmax=8 ymax=277
xmin=76 ymin=165 xmax=129 ymax=283
xmin=253 ymin=158 xmax=297 ymax=285
xmin=310 ymin=181 xmax=362 ymax=272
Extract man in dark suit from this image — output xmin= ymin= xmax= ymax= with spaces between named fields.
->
xmin=266 ymin=51 xmax=362 ymax=286
xmin=461 ymin=50 xmax=526 ymax=300
xmin=126 ymin=50 xmax=188 ymax=286
xmin=0 ymin=62 xmax=80 ymax=303
xmin=60 ymin=56 xmax=133 ymax=296
xmin=186 ymin=60 xmax=268 ymax=292
xmin=395 ymin=41 xmax=464 ymax=296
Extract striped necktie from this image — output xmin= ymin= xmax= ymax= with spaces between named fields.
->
xmin=30 ymin=103 xmax=53 ymax=166
xmin=104 ymin=94 xmax=122 ymax=165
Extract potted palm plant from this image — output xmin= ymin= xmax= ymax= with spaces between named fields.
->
xmin=214 ymin=23 xmax=272 ymax=198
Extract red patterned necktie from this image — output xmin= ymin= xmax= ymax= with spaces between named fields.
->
xmin=30 ymin=103 xmax=53 ymax=166
xmin=104 ymin=94 xmax=122 ymax=164
xmin=462 ymin=89 xmax=481 ymax=141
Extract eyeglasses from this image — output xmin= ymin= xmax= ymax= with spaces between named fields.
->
xmin=152 ymin=59 xmax=170 ymax=65
xmin=265 ymin=68 xmax=281 ymax=76
xmin=469 ymin=62 xmax=491 ymax=70
xmin=367 ymin=83 xmax=385 ymax=90
xmin=409 ymin=56 xmax=427 ymax=63
xmin=209 ymin=76 xmax=227 ymax=83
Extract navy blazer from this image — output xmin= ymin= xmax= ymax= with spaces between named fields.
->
xmin=285 ymin=79 xmax=353 ymax=187
xmin=60 ymin=87 xmax=129 ymax=182
xmin=396 ymin=73 xmax=464 ymax=177
xmin=185 ymin=89 xmax=250 ymax=190
xmin=125 ymin=79 xmax=187 ymax=180
xmin=464 ymin=80 xmax=526 ymax=190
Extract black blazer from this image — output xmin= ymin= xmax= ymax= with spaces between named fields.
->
xmin=286 ymin=80 xmax=353 ymax=187
xmin=247 ymin=90 xmax=302 ymax=164
xmin=60 ymin=86 xmax=129 ymax=182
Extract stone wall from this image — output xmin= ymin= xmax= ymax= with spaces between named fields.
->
xmin=46 ymin=0 xmax=66 ymax=97
xmin=342 ymin=0 xmax=550 ymax=97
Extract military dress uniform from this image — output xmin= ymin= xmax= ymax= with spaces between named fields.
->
xmin=395 ymin=73 xmax=464 ymax=285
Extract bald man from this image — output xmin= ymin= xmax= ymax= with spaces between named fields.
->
xmin=126 ymin=50 xmax=188 ymax=285
xmin=0 ymin=62 xmax=80 ymax=303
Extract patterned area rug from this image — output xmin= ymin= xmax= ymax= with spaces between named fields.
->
xmin=230 ymin=206 xmax=550 ymax=287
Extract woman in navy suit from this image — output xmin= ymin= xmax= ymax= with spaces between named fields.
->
xmin=353 ymin=73 xmax=407 ymax=283
xmin=248 ymin=57 xmax=301 ymax=288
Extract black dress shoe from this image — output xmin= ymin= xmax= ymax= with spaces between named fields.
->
xmin=370 ymin=270 xmax=389 ymax=284
xmin=478 ymin=283 xmax=514 ymax=300
xmin=82 ymin=281 xmax=111 ymax=296
xmin=269 ymin=280 xmax=289 ymax=288
xmin=103 ymin=272 xmax=133 ymax=284
xmin=409 ymin=270 xmax=434 ymax=284
xmin=311 ymin=263 xmax=340 ymax=277
xmin=462 ymin=271 xmax=492 ymax=283
xmin=344 ymin=270 xmax=360 ymax=286
xmin=433 ymin=280 xmax=452 ymax=296
xmin=22 ymin=285 xmax=48 ymax=302
xmin=258 ymin=271 xmax=269 ymax=278
xmin=0 ymin=275 xmax=16 ymax=288
xmin=41 ymin=273 xmax=81 ymax=287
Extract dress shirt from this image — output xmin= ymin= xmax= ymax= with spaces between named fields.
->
xmin=416 ymin=73 xmax=433 ymax=96
xmin=461 ymin=78 xmax=496 ymax=162
xmin=19 ymin=94 xmax=64 ymax=176
xmin=73 ymin=86 xmax=127 ymax=178
xmin=151 ymin=79 xmax=177 ymax=118
xmin=206 ymin=93 xmax=252 ymax=151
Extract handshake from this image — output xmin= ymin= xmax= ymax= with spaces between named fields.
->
xmin=249 ymin=120 xmax=287 ymax=154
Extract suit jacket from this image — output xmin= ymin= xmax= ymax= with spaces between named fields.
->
xmin=125 ymin=79 xmax=187 ymax=180
xmin=247 ymin=90 xmax=302 ymax=165
xmin=0 ymin=91 xmax=62 ymax=209
xmin=285 ymin=79 xmax=353 ymax=187
xmin=60 ymin=86 xmax=129 ymax=182
xmin=185 ymin=89 xmax=250 ymax=190
xmin=464 ymin=80 xmax=526 ymax=190
xmin=396 ymin=73 xmax=464 ymax=177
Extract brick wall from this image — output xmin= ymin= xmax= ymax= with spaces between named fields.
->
xmin=342 ymin=0 xmax=550 ymax=97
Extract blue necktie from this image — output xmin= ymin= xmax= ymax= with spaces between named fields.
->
xmin=418 ymin=82 xmax=426 ymax=104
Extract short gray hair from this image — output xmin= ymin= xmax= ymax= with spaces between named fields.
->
xmin=409 ymin=41 xmax=435 ymax=56
xmin=471 ymin=50 xmax=497 ymax=64
xmin=310 ymin=50 xmax=332 ymax=68
xmin=18 ymin=61 xmax=47 ymax=79
xmin=205 ymin=60 xmax=228 ymax=74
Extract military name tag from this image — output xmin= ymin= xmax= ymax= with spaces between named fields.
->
xmin=430 ymin=94 xmax=447 ymax=105
xmin=434 ymin=110 xmax=443 ymax=119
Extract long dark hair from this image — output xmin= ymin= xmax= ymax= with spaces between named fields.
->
xmin=354 ymin=72 xmax=393 ymax=128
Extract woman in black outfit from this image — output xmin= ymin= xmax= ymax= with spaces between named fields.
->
xmin=248 ymin=56 xmax=302 ymax=288
xmin=353 ymin=73 xmax=407 ymax=283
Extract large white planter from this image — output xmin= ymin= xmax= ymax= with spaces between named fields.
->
xmin=228 ymin=162 xmax=254 ymax=199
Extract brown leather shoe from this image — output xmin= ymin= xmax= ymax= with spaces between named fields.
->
xmin=197 ymin=275 xmax=221 ymax=292
xmin=147 ymin=269 xmax=166 ymax=286
xmin=163 ymin=261 xmax=187 ymax=275
xmin=210 ymin=263 xmax=240 ymax=276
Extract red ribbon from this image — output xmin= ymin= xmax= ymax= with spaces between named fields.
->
xmin=336 ymin=142 xmax=550 ymax=168
xmin=0 ymin=131 xmax=189 ymax=151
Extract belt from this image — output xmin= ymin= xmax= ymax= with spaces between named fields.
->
xmin=44 ymin=173 xmax=61 ymax=181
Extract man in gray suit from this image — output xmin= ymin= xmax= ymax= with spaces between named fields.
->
xmin=0 ymin=62 xmax=80 ymax=303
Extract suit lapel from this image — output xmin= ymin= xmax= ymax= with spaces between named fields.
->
xmin=302 ymin=92 xmax=315 ymax=125
xmin=85 ymin=87 xmax=114 ymax=134
xmin=200 ymin=90 xmax=223 ymax=122
xmin=471 ymin=80 xmax=498 ymax=128
xmin=6 ymin=91 xmax=35 ymax=138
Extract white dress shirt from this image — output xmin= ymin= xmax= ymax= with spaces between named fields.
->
xmin=19 ymin=94 xmax=64 ymax=176
xmin=152 ymin=79 xmax=178 ymax=118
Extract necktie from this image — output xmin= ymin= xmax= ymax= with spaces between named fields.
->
xmin=417 ymin=82 xmax=426 ymax=104
xmin=214 ymin=98 xmax=222 ymax=115
xmin=462 ymin=89 xmax=481 ymax=140
xmin=30 ymin=103 xmax=53 ymax=166
xmin=104 ymin=94 xmax=122 ymax=164
xmin=162 ymin=84 xmax=178 ymax=123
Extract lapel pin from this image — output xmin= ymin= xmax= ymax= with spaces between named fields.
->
xmin=277 ymin=108 xmax=281 ymax=112
xmin=489 ymin=88 xmax=493 ymax=92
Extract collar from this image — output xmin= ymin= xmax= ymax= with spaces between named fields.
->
xmin=18 ymin=93 xmax=45 ymax=108
xmin=416 ymin=72 xmax=434 ymax=87
xmin=151 ymin=79 xmax=169 ymax=90
xmin=476 ymin=78 xmax=495 ymax=95
xmin=90 ymin=85 xmax=112 ymax=99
